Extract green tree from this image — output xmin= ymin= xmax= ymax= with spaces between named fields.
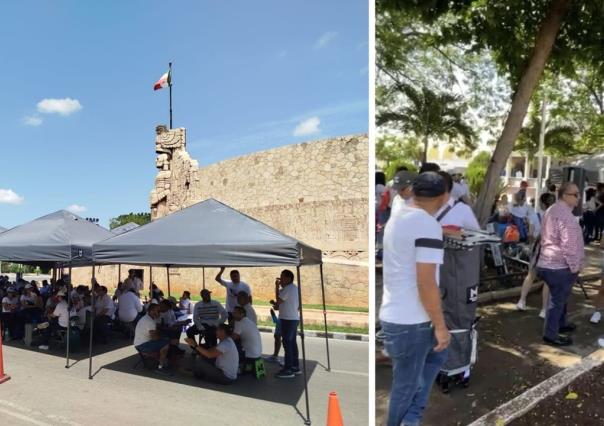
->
xmin=109 ymin=212 xmax=151 ymax=230
xmin=377 ymin=82 xmax=475 ymax=163
xmin=379 ymin=0 xmax=604 ymax=224
xmin=515 ymin=113 xmax=580 ymax=159
xmin=466 ymin=152 xmax=493 ymax=196
xmin=376 ymin=134 xmax=423 ymax=168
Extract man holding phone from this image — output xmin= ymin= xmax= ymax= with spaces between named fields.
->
xmin=271 ymin=270 xmax=300 ymax=379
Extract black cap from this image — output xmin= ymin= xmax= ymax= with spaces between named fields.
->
xmin=413 ymin=172 xmax=446 ymax=197
xmin=392 ymin=171 xmax=418 ymax=191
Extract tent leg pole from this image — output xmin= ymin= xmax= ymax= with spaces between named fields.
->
xmin=149 ymin=266 xmax=153 ymax=300
xmin=202 ymin=267 xmax=205 ymax=290
xmin=118 ymin=264 xmax=121 ymax=283
xmin=66 ymin=266 xmax=72 ymax=369
xmin=296 ymin=266 xmax=311 ymax=425
xmin=319 ymin=263 xmax=331 ymax=371
xmin=166 ymin=265 xmax=171 ymax=298
xmin=88 ymin=264 xmax=96 ymax=380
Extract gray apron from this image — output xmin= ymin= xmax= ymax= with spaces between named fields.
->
xmin=438 ymin=202 xmax=480 ymax=376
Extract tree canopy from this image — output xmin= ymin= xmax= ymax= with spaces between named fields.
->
xmin=109 ymin=212 xmax=151 ymax=230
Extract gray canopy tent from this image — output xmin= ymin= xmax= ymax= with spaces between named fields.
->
xmin=110 ymin=222 xmax=140 ymax=235
xmin=0 ymin=226 xmax=6 ymax=233
xmin=93 ymin=198 xmax=329 ymax=425
xmin=0 ymin=210 xmax=114 ymax=368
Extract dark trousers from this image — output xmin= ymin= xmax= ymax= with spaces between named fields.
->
xmin=539 ymin=268 xmax=577 ymax=340
xmin=280 ymin=319 xmax=299 ymax=371
xmin=194 ymin=357 xmax=234 ymax=385
xmin=1 ymin=312 xmax=22 ymax=339
xmin=41 ymin=319 xmax=66 ymax=345
xmin=186 ymin=324 xmax=217 ymax=347
xmin=94 ymin=315 xmax=111 ymax=343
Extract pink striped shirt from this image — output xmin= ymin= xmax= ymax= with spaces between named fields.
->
xmin=537 ymin=201 xmax=584 ymax=272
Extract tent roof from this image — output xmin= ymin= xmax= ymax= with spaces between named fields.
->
xmin=93 ymin=198 xmax=322 ymax=267
xmin=0 ymin=226 xmax=6 ymax=233
xmin=0 ymin=210 xmax=114 ymax=266
xmin=111 ymin=222 xmax=140 ymax=235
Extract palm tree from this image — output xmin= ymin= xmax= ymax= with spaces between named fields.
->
xmin=515 ymin=115 xmax=580 ymax=160
xmin=377 ymin=83 xmax=475 ymax=164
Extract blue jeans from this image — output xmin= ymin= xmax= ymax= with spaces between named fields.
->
xmin=539 ymin=268 xmax=577 ymax=340
xmin=280 ymin=319 xmax=299 ymax=371
xmin=382 ymin=321 xmax=448 ymax=426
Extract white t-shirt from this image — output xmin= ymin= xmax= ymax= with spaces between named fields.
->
xmin=234 ymin=317 xmax=262 ymax=358
xmin=436 ymin=199 xmax=480 ymax=231
xmin=528 ymin=208 xmax=542 ymax=238
xmin=215 ymin=337 xmax=239 ymax=380
xmin=509 ymin=203 xmax=529 ymax=219
xmin=243 ymin=304 xmax=257 ymax=324
xmin=278 ymin=283 xmax=299 ymax=320
xmin=179 ymin=298 xmax=192 ymax=315
xmin=391 ymin=194 xmax=413 ymax=217
xmin=118 ymin=291 xmax=143 ymax=323
xmin=219 ymin=279 xmax=251 ymax=312
xmin=134 ymin=314 xmax=157 ymax=347
xmin=77 ymin=306 xmax=92 ymax=330
xmin=2 ymin=296 xmax=19 ymax=313
xmin=380 ymin=204 xmax=444 ymax=325
xmin=451 ymin=182 xmax=469 ymax=201
xmin=53 ymin=300 xmax=70 ymax=328
xmin=20 ymin=293 xmax=37 ymax=307
xmin=95 ymin=294 xmax=116 ymax=318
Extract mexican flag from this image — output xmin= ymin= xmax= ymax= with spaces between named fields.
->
xmin=153 ymin=69 xmax=171 ymax=91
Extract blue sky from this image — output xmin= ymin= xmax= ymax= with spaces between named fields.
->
xmin=0 ymin=1 xmax=368 ymax=228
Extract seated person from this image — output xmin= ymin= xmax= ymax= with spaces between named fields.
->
xmin=76 ymin=294 xmax=92 ymax=331
xmin=158 ymin=299 xmax=189 ymax=354
xmin=20 ymin=283 xmax=42 ymax=323
xmin=232 ymin=306 xmax=262 ymax=364
xmin=1 ymin=287 xmax=22 ymax=340
xmin=38 ymin=290 xmax=70 ymax=350
xmin=94 ymin=285 xmax=116 ymax=344
xmin=185 ymin=323 xmax=238 ymax=385
xmin=186 ymin=289 xmax=227 ymax=349
xmin=118 ymin=288 xmax=143 ymax=324
xmin=150 ymin=283 xmax=164 ymax=302
xmin=133 ymin=303 xmax=170 ymax=373
xmin=237 ymin=291 xmax=257 ymax=324
xmin=178 ymin=291 xmax=193 ymax=319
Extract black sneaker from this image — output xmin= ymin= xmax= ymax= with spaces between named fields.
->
xmin=543 ymin=335 xmax=573 ymax=347
xmin=276 ymin=369 xmax=295 ymax=379
xmin=291 ymin=367 xmax=302 ymax=376
xmin=559 ymin=323 xmax=577 ymax=334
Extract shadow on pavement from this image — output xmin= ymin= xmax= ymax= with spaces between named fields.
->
xmin=101 ymin=351 xmax=317 ymax=408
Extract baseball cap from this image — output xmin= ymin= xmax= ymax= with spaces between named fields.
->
xmin=200 ymin=289 xmax=212 ymax=296
xmin=392 ymin=171 xmax=418 ymax=191
xmin=24 ymin=283 xmax=33 ymax=289
xmin=7 ymin=287 xmax=16 ymax=293
xmin=412 ymin=172 xmax=446 ymax=197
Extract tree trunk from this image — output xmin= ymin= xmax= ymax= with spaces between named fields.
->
xmin=422 ymin=135 xmax=429 ymax=165
xmin=473 ymin=0 xmax=572 ymax=225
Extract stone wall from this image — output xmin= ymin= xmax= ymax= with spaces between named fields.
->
xmin=73 ymin=130 xmax=369 ymax=308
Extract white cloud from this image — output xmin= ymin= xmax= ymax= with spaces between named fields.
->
xmin=0 ymin=189 xmax=24 ymax=205
xmin=37 ymin=98 xmax=82 ymax=116
xmin=23 ymin=115 xmax=43 ymax=126
xmin=314 ymin=31 xmax=338 ymax=49
xmin=293 ymin=116 xmax=321 ymax=137
xmin=66 ymin=204 xmax=87 ymax=214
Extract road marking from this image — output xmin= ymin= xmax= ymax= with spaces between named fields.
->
xmin=330 ymin=369 xmax=369 ymax=377
xmin=0 ymin=406 xmax=51 ymax=426
xmin=468 ymin=348 xmax=604 ymax=425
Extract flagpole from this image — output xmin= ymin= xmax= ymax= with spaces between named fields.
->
xmin=169 ymin=62 xmax=173 ymax=129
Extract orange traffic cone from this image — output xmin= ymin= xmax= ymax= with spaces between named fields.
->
xmin=0 ymin=324 xmax=11 ymax=384
xmin=327 ymin=391 xmax=343 ymax=426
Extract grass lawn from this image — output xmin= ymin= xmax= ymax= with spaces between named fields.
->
xmin=256 ymin=319 xmax=368 ymax=335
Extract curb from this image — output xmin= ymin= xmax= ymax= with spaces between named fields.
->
xmin=258 ymin=326 xmax=369 ymax=342
xmin=468 ymin=348 xmax=604 ymax=425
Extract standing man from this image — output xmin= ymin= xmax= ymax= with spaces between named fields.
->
xmin=538 ymin=182 xmax=585 ymax=347
xmin=215 ymin=268 xmax=252 ymax=318
xmin=186 ymin=289 xmax=227 ymax=349
xmin=123 ymin=269 xmax=144 ymax=295
xmin=390 ymin=170 xmax=417 ymax=217
xmin=380 ymin=172 xmax=450 ymax=426
xmin=271 ymin=269 xmax=300 ymax=379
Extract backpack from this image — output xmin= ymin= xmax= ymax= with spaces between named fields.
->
xmin=503 ymin=225 xmax=520 ymax=243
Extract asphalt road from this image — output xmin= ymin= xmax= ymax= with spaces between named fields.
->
xmin=0 ymin=332 xmax=368 ymax=426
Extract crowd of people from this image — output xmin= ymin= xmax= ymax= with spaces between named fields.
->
xmin=1 ymin=266 xmax=304 ymax=385
xmin=377 ymin=161 xmax=604 ymax=426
